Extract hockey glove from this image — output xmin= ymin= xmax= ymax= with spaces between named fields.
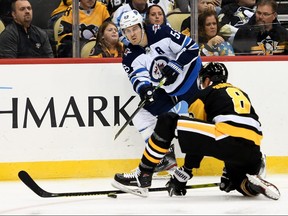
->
xmin=162 ymin=60 xmax=183 ymax=86
xmin=166 ymin=166 xmax=193 ymax=197
xmin=219 ymin=167 xmax=236 ymax=193
xmin=139 ymin=84 xmax=155 ymax=106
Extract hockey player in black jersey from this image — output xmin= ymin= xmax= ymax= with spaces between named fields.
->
xmin=116 ymin=10 xmax=202 ymax=175
xmin=112 ymin=62 xmax=280 ymax=200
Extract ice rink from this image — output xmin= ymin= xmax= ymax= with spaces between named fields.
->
xmin=0 ymin=174 xmax=287 ymax=215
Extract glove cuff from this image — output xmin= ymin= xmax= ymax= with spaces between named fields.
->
xmin=167 ymin=60 xmax=183 ymax=74
xmin=137 ymin=83 xmax=152 ymax=95
xmin=174 ymin=167 xmax=192 ymax=183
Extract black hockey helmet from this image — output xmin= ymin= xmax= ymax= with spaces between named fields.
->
xmin=199 ymin=62 xmax=228 ymax=84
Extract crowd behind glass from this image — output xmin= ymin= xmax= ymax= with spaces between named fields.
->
xmin=0 ymin=0 xmax=287 ymax=58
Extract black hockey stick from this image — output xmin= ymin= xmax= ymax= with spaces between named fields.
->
xmin=18 ymin=170 xmax=219 ymax=198
xmin=114 ymin=77 xmax=167 ymax=140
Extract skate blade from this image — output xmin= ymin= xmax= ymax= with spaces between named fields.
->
xmin=246 ymin=174 xmax=280 ymax=200
xmin=111 ymin=180 xmax=149 ymax=198
xmin=152 ymin=171 xmax=172 ymax=180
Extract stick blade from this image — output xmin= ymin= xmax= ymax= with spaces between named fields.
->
xmin=18 ymin=170 xmax=51 ymax=197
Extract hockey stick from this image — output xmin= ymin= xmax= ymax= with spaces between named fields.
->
xmin=114 ymin=77 xmax=167 ymax=140
xmin=18 ymin=170 xmax=219 ymax=198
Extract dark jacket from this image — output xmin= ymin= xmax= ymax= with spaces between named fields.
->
xmin=233 ymin=15 xmax=288 ymax=55
xmin=0 ymin=21 xmax=54 ymax=58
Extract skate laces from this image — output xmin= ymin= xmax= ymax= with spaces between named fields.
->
xmin=123 ymin=167 xmax=140 ymax=179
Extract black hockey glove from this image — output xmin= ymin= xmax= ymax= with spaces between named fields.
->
xmin=219 ymin=167 xmax=236 ymax=193
xmin=162 ymin=60 xmax=183 ymax=86
xmin=139 ymin=84 xmax=154 ymax=106
xmin=166 ymin=166 xmax=193 ymax=197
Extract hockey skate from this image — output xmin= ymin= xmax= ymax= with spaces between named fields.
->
xmin=153 ymin=144 xmax=177 ymax=179
xmin=246 ymin=174 xmax=280 ymax=200
xmin=258 ymin=154 xmax=266 ymax=178
xmin=111 ymin=167 xmax=153 ymax=197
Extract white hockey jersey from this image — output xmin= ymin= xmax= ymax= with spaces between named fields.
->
xmin=122 ymin=24 xmax=202 ymax=97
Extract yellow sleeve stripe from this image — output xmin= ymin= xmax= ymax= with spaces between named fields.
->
xmin=216 ymin=123 xmax=262 ymax=145
xmin=148 ymin=137 xmax=169 ymax=154
xmin=177 ymin=120 xmax=226 ymax=139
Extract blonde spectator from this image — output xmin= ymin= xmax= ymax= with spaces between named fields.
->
xmin=89 ymin=20 xmax=123 ymax=57
xmin=198 ymin=10 xmax=235 ymax=56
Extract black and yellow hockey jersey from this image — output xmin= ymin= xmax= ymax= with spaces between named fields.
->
xmin=58 ymin=1 xmax=110 ymax=43
xmin=188 ymin=83 xmax=263 ymax=145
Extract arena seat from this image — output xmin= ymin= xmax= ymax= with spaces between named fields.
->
xmin=0 ymin=19 xmax=5 ymax=34
xmin=81 ymin=39 xmax=96 ymax=58
xmin=166 ymin=12 xmax=190 ymax=32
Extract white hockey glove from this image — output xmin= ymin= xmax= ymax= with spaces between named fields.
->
xmin=166 ymin=166 xmax=193 ymax=197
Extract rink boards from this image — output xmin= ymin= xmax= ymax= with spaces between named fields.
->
xmin=0 ymin=57 xmax=287 ymax=180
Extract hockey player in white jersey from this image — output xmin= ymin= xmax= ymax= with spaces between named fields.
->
xmin=114 ymin=10 xmax=202 ymax=176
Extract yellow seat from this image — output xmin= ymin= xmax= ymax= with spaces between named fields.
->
xmin=166 ymin=12 xmax=190 ymax=32
xmin=81 ymin=39 xmax=96 ymax=58
xmin=0 ymin=19 xmax=5 ymax=34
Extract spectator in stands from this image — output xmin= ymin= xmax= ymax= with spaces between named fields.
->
xmin=57 ymin=0 xmax=110 ymax=57
xmin=145 ymin=4 xmax=168 ymax=25
xmin=181 ymin=0 xmax=217 ymax=37
xmin=233 ymin=0 xmax=288 ymax=55
xmin=48 ymin=0 xmax=72 ymax=30
xmin=198 ymin=10 xmax=235 ymax=56
xmin=0 ymin=0 xmax=54 ymax=58
xmin=175 ymin=0 xmax=221 ymax=13
xmin=0 ymin=0 xmax=13 ymax=26
xmin=148 ymin=0 xmax=175 ymax=15
xmin=89 ymin=20 xmax=124 ymax=57
xmin=107 ymin=0 xmax=130 ymax=15
xmin=221 ymin=0 xmax=234 ymax=7
xmin=217 ymin=0 xmax=257 ymax=43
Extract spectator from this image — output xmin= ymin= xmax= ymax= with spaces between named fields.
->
xmin=48 ymin=0 xmax=72 ymax=30
xmin=0 ymin=0 xmax=13 ymax=26
xmin=106 ymin=0 xmax=130 ymax=16
xmin=57 ymin=0 xmax=110 ymax=57
xmin=145 ymin=4 xmax=168 ymax=25
xmin=198 ymin=10 xmax=235 ymax=56
xmin=0 ymin=0 xmax=54 ymax=58
xmin=233 ymin=0 xmax=288 ymax=55
xmin=148 ymin=0 xmax=175 ymax=15
xmin=181 ymin=0 xmax=217 ymax=37
xmin=218 ymin=0 xmax=257 ymax=43
xmin=174 ymin=0 xmax=190 ymax=12
xmin=89 ymin=20 xmax=124 ymax=57
xmin=112 ymin=62 xmax=280 ymax=201
xmin=221 ymin=0 xmax=235 ymax=7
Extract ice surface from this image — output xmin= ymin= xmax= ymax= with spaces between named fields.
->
xmin=0 ymin=174 xmax=287 ymax=215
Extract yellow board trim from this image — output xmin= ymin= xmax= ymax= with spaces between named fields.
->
xmin=0 ymin=156 xmax=287 ymax=181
